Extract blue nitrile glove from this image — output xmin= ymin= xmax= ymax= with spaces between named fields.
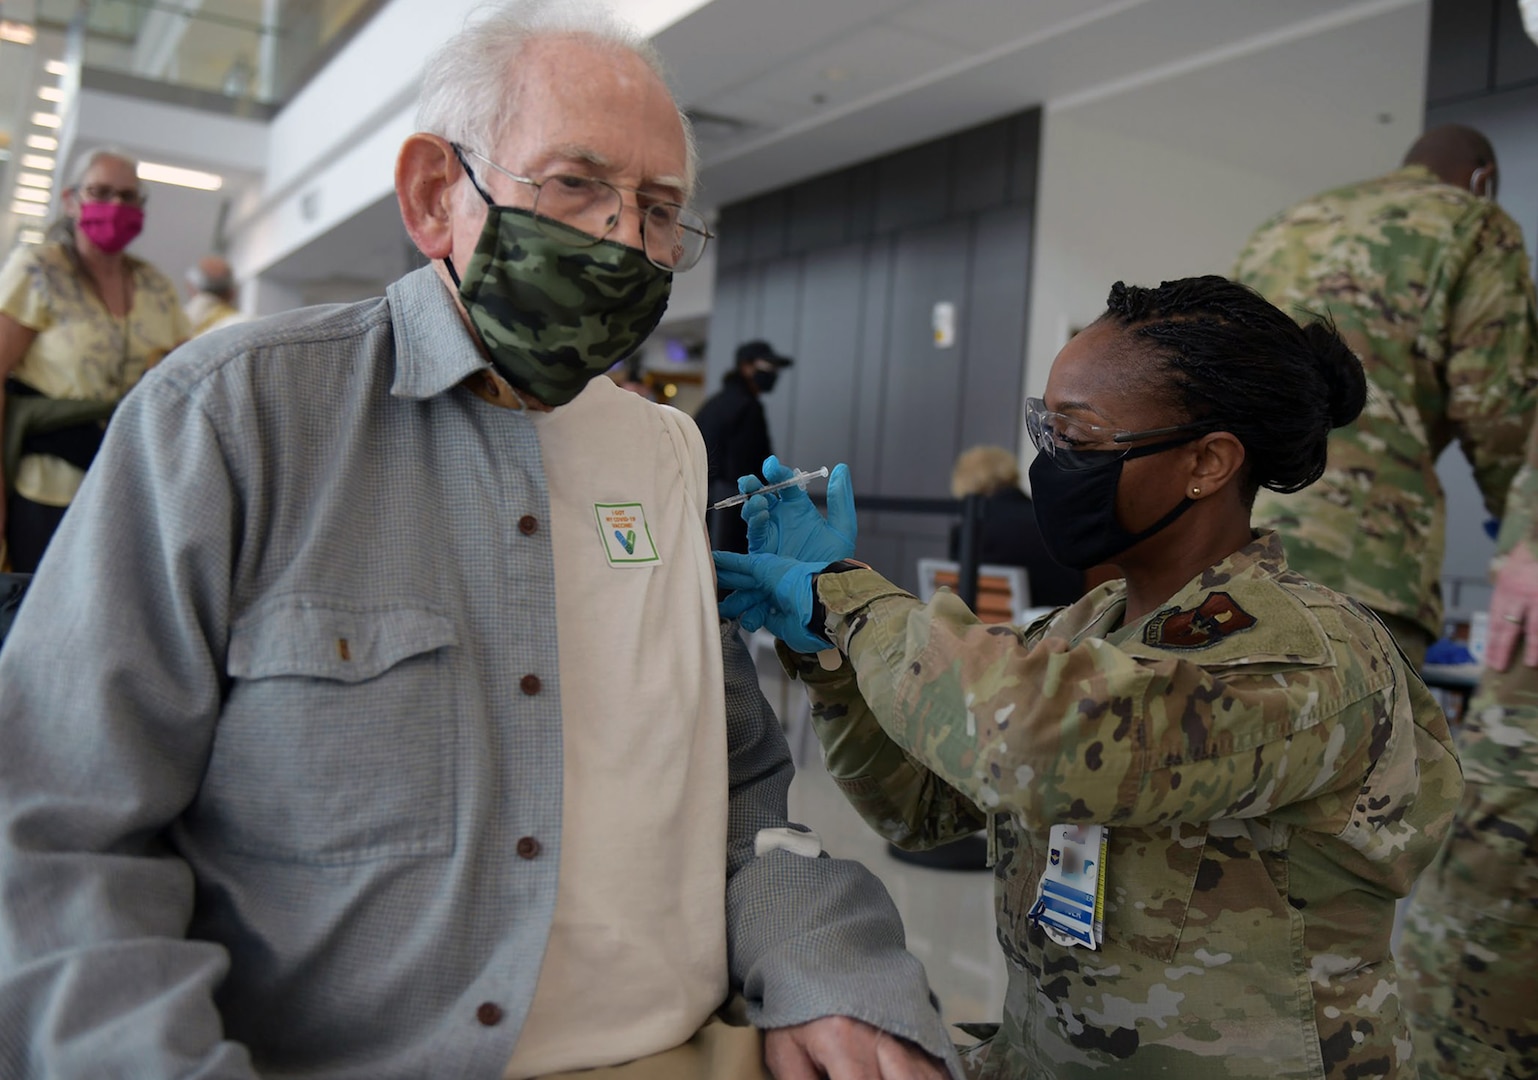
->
xmin=714 ymin=550 xmax=833 ymax=654
xmin=738 ymin=456 xmax=857 ymax=562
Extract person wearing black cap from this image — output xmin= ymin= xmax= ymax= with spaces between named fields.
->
xmin=695 ymin=339 xmax=793 ymax=552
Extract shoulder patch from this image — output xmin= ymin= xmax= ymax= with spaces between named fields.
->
xmin=1142 ymin=591 xmax=1257 ymax=650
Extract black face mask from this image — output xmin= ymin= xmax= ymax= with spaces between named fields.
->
xmin=751 ymin=368 xmax=779 ymax=394
xmin=1028 ymin=435 xmax=1203 ymax=570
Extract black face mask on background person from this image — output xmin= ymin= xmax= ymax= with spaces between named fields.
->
xmin=752 ymin=368 xmax=779 ymax=394
xmin=1027 ymin=434 xmax=1205 ymax=571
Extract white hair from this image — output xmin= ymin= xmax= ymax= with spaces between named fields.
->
xmin=66 ymin=147 xmax=141 ymax=193
xmin=416 ymin=0 xmax=698 ymax=195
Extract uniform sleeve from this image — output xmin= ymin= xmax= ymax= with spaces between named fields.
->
xmin=717 ymin=622 xmax=963 ymax=1078
xmin=0 ymin=244 xmax=54 ymax=332
xmin=816 ymin=569 xmax=1396 ymax=832
xmin=777 ymin=639 xmax=987 ymax=849
xmin=0 ymin=369 xmax=257 ymax=1077
xmin=1443 ymin=205 xmax=1538 ymax=518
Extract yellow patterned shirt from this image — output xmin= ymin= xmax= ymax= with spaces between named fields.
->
xmin=0 ymin=241 xmax=188 ymax=505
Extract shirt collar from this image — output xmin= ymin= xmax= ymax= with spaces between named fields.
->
xmin=387 ymin=266 xmax=494 ymax=401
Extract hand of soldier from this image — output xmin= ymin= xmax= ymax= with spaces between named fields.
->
xmin=714 ymin=550 xmax=832 ymax=654
xmin=1486 ymin=541 xmax=1538 ymax=671
xmin=764 ymin=1016 xmax=949 ymax=1080
xmin=740 ymin=456 xmax=857 ymax=562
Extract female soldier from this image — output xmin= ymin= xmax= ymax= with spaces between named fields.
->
xmin=715 ymin=276 xmax=1462 ymax=1079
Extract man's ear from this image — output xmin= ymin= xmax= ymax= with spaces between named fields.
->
xmin=396 ymin=133 xmax=461 ymax=261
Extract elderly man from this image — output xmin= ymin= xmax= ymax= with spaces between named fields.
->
xmin=183 ymin=253 xmax=247 ymax=336
xmin=0 ymin=4 xmax=959 ymax=1079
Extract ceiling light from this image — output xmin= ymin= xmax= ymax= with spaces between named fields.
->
xmin=0 ymin=20 xmax=36 ymax=44
xmin=11 ymin=201 xmax=48 ymax=217
xmin=18 ymin=229 xmax=45 ymax=244
xmin=31 ymin=112 xmax=62 ymax=129
xmin=13 ymin=188 xmax=50 ymax=203
xmin=136 ymin=161 xmax=223 ymax=191
xmin=25 ymin=134 xmax=58 ymax=151
xmin=17 ymin=172 xmax=52 ymax=188
xmin=38 ymin=87 xmax=65 ymax=103
xmin=21 ymin=154 xmax=55 ymax=170
xmin=44 ymin=60 xmax=69 ymax=76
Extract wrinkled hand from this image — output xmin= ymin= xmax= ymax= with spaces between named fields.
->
xmin=739 ymin=456 xmax=857 ymax=562
xmin=714 ymin=550 xmax=831 ymax=654
xmin=764 ymin=1016 xmax=949 ymax=1080
xmin=1486 ymin=542 xmax=1538 ymax=671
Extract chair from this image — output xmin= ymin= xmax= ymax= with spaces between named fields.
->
xmin=916 ymin=558 xmax=1029 ymax=624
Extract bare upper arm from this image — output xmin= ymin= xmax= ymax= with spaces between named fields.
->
xmin=0 ymin=312 xmax=37 ymax=380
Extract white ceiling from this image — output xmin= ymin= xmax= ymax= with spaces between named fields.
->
xmin=225 ymin=0 xmax=1433 ymax=288
xmin=654 ymin=0 xmax=1427 ymax=207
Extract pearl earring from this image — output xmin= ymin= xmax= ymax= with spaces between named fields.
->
xmin=1190 ymin=487 xmax=1202 ymax=497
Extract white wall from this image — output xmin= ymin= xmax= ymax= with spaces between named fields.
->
xmin=1025 ymin=116 xmax=1303 ymax=404
xmin=1022 ymin=2 xmax=1430 ymax=462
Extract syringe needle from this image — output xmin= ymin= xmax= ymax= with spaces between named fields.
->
xmin=710 ymin=466 xmax=830 ymax=511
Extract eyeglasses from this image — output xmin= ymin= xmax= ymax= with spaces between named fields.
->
xmin=78 ymin=184 xmax=146 ymax=207
xmin=454 ymin=145 xmax=712 ymax=272
xmin=1025 ymin=396 xmax=1212 ymax=471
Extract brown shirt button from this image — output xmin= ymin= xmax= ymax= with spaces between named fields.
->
xmin=516 ymin=836 xmax=541 ymax=860
xmin=518 ymin=515 xmax=538 ymax=536
xmin=520 ymin=673 xmax=541 ymax=695
xmin=476 ymin=1001 xmax=503 ymax=1026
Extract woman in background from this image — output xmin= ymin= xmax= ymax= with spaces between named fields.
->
xmin=0 ymin=149 xmax=188 ymax=571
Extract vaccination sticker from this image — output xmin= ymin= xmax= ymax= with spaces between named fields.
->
xmin=594 ymin=502 xmax=660 ymax=567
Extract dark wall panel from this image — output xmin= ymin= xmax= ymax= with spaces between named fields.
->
xmin=1496 ymin=1 xmax=1538 ymax=87
xmin=758 ymin=256 xmax=804 ymax=454
xmin=875 ymin=219 xmax=971 ymax=499
xmin=874 ymin=140 xmax=952 ymax=234
xmin=1427 ymin=0 xmax=1495 ymax=103
xmin=851 ymin=235 xmax=895 ymax=491
xmin=788 ymin=244 xmax=866 ymax=479
xmin=703 ymin=107 xmax=1041 ymax=581
xmin=957 ymin=204 xmax=1033 ymax=455
xmin=951 ymin=118 xmax=1013 ymax=216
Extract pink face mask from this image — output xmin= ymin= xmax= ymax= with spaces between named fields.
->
xmin=76 ymin=202 xmax=145 ymax=253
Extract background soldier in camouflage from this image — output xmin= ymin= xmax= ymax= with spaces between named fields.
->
xmin=1399 ymin=414 xmax=1538 ymax=1078
xmin=1234 ymin=124 xmax=1538 ymax=665
xmin=717 ymin=278 xmax=1463 ymax=1079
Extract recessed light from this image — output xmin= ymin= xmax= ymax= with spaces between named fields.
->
xmin=25 ymin=134 xmax=58 ymax=151
xmin=17 ymin=172 xmax=53 ymax=188
xmin=0 ymin=20 xmax=36 ymax=44
xmin=38 ymin=87 xmax=65 ymax=103
xmin=44 ymin=60 xmax=69 ymax=76
xmin=137 ymin=161 xmax=224 ymax=191
xmin=31 ymin=112 xmax=62 ymax=129
xmin=13 ymin=187 xmax=50 ymax=203
xmin=18 ymin=229 xmax=46 ymax=244
xmin=21 ymin=154 xmax=55 ymax=170
xmin=11 ymin=201 xmax=49 ymax=216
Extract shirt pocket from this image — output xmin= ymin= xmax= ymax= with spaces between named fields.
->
xmin=202 ymin=598 xmax=459 ymax=864
xmin=1102 ymin=821 xmax=1209 ymax=962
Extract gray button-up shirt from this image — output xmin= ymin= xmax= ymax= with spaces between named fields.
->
xmin=0 ymin=267 xmax=960 ymax=1078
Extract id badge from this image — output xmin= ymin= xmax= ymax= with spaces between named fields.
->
xmin=1028 ymin=824 xmax=1109 ymax=949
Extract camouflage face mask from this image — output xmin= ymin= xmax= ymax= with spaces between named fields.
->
xmin=447 ymin=205 xmax=672 ymax=407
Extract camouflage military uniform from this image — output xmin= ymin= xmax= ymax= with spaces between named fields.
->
xmin=1234 ymin=165 xmax=1538 ymax=651
xmin=783 ymin=532 xmax=1462 ymax=1079
xmin=1399 ymin=420 xmax=1538 ymax=1079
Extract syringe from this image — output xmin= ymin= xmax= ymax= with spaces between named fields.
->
xmin=710 ymin=466 xmax=830 ymax=512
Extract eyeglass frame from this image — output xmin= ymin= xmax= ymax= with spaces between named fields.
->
xmin=74 ymin=184 xmax=147 ymax=208
xmin=1025 ymin=396 xmax=1215 ymax=466
xmin=452 ymin=143 xmax=713 ymax=272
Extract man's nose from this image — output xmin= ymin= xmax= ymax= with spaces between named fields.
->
xmin=607 ymin=199 xmax=647 ymax=252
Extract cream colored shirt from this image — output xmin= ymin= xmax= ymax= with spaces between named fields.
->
xmin=503 ymin=376 xmax=730 ymax=1077
xmin=0 ymin=241 xmax=189 ymax=505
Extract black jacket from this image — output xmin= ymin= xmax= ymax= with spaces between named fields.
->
xmin=695 ymin=373 xmax=772 ymax=553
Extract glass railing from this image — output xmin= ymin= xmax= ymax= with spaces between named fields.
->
xmin=33 ymin=0 xmax=383 ymax=109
